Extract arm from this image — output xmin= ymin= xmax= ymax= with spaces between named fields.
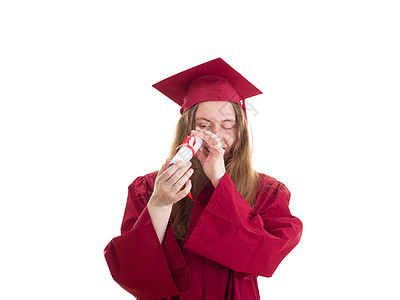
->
xmin=147 ymin=205 xmax=172 ymax=244
xmin=103 ymin=175 xmax=190 ymax=299
xmin=147 ymin=159 xmax=193 ymax=244
xmin=184 ymin=172 xmax=303 ymax=278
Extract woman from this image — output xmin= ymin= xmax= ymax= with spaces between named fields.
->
xmin=104 ymin=58 xmax=303 ymax=299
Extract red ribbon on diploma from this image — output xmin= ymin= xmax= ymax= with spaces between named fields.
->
xmin=174 ymin=135 xmax=199 ymax=203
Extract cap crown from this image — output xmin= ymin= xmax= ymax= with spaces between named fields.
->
xmin=152 ymin=58 xmax=262 ymax=115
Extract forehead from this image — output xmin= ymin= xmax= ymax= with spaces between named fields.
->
xmin=195 ymin=101 xmax=236 ymax=121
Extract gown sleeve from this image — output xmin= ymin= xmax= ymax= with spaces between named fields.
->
xmin=184 ymin=172 xmax=303 ymax=279
xmin=103 ymin=175 xmax=190 ymax=299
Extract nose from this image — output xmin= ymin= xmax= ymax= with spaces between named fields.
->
xmin=210 ymin=123 xmax=222 ymax=136
xmin=211 ymin=124 xmax=221 ymax=135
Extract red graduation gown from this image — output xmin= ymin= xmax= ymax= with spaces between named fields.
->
xmin=104 ymin=172 xmax=302 ymax=299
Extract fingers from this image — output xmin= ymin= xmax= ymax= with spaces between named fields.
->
xmin=209 ymin=144 xmax=225 ymax=156
xmin=192 ymin=128 xmax=224 ymax=157
xmin=159 ymin=158 xmax=170 ymax=174
xmin=158 ymin=159 xmax=183 ymax=182
xmin=152 ymin=159 xmax=194 ymax=207
xmin=164 ymin=161 xmax=194 ymax=203
xmin=157 ymin=159 xmax=193 ymax=189
xmin=175 ymin=179 xmax=192 ymax=202
xmin=195 ymin=147 xmax=207 ymax=164
xmin=167 ymin=161 xmax=192 ymax=187
xmin=192 ymin=128 xmax=223 ymax=149
xmin=171 ymin=166 xmax=194 ymax=192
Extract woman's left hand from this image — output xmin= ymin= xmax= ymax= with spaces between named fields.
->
xmin=191 ymin=127 xmax=226 ymax=187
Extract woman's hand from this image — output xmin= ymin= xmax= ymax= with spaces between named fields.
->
xmin=147 ymin=159 xmax=193 ymax=243
xmin=191 ymin=127 xmax=226 ymax=187
xmin=148 ymin=158 xmax=194 ymax=209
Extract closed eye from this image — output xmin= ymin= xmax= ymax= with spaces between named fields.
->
xmin=222 ymin=121 xmax=235 ymax=129
xmin=222 ymin=125 xmax=234 ymax=130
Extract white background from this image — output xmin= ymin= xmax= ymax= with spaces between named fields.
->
xmin=1 ymin=1 xmax=399 ymax=299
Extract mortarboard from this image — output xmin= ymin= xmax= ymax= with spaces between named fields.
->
xmin=152 ymin=58 xmax=262 ymax=116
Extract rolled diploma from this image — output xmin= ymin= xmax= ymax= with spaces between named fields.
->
xmin=168 ymin=135 xmax=203 ymax=167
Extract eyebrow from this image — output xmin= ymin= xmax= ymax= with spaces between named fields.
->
xmin=195 ymin=117 xmax=235 ymax=122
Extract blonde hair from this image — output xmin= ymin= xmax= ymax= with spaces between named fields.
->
xmin=169 ymin=102 xmax=258 ymax=242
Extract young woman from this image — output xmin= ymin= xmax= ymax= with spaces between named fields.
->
xmin=104 ymin=58 xmax=303 ymax=299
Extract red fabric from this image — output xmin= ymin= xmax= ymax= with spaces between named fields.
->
xmin=181 ymin=75 xmax=241 ymax=114
xmin=152 ymin=58 xmax=262 ymax=115
xmin=104 ymin=172 xmax=302 ymax=299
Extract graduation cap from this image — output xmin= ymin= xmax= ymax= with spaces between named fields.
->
xmin=152 ymin=58 xmax=262 ymax=116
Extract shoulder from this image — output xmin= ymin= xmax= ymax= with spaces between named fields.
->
xmin=128 ymin=171 xmax=158 ymax=198
xmin=256 ymin=173 xmax=278 ymax=186
xmin=256 ymin=172 xmax=289 ymax=191
xmin=253 ymin=172 xmax=291 ymax=211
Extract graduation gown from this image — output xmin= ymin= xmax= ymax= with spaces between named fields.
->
xmin=104 ymin=171 xmax=302 ymax=299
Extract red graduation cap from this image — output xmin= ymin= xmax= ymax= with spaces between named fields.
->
xmin=152 ymin=58 xmax=262 ymax=116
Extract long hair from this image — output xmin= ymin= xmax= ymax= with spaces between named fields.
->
xmin=169 ymin=102 xmax=259 ymax=242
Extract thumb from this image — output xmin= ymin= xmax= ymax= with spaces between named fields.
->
xmin=159 ymin=158 xmax=171 ymax=173
xmin=195 ymin=149 xmax=207 ymax=165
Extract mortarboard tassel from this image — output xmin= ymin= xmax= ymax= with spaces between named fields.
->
xmin=240 ymin=74 xmax=253 ymax=153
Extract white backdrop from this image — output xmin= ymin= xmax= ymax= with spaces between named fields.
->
xmin=1 ymin=1 xmax=399 ymax=299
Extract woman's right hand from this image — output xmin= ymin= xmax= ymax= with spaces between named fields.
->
xmin=148 ymin=158 xmax=194 ymax=209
